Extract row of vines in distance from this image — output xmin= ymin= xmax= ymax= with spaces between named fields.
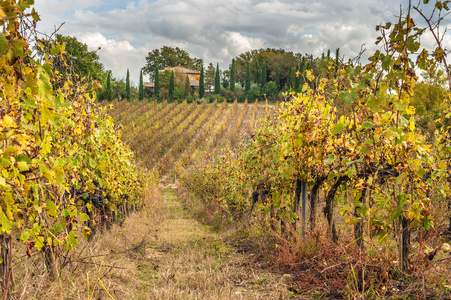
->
xmin=108 ymin=98 xmax=271 ymax=176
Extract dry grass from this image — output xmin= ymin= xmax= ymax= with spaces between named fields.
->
xmin=8 ymin=183 xmax=299 ymax=300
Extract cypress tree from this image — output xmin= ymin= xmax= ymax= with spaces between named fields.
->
xmin=327 ymin=49 xmax=331 ymax=61
xmin=260 ymin=61 xmax=266 ymax=90
xmin=335 ymin=48 xmax=340 ymax=72
xmin=275 ymin=65 xmax=280 ymax=91
xmin=138 ymin=69 xmax=144 ymax=101
xmin=184 ymin=75 xmax=190 ymax=96
xmin=253 ymin=60 xmax=259 ymax=84
xmin=125 ymin=69 xmax=130 ymax=101
xmin=245 ymin=61 xmax=251 ymax=92
xmin=106 ymin=71 xmax=112 ymax=101
xmin=287 ymin=64 xmax=292 ymax=89
xmin=214 ymin=63 xmax=220 ymax=94
xmin=230 ymin=58 xmax=236 ymax=92
xmin=199 ymin=67 xmax=205 ymax=98
xmin=154 ymin=65 xmax=160 ymax=99
xmin=169 ymin=70 xmax=175 ymax=100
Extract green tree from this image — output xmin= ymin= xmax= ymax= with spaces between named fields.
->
xmin=46 ymin=34 xmax=105 ymax=82
xmin=245 ymin=61 xmax=251 ymax=92
xmin=184 ymin=75 xmax=190 ymax=96
xmin=287 ymin=64 xmax=293 ymax=89
xmin=169 ymin=70 xmax=175 ymax=100
xmin=205 ymin=63 xmax=216 ymax=93
xmin=125 ymin=69 xmax=130 ymax=100
xmin=112 ymin=78 xmax=126 ymax=100
xmin=335 ymin=48 xmax=340 ymax=72
xmin=199 ymin=67 xmax=205 ymax=98
xmin=143 ymin=46 xmax=203 ymax=80
xmin=154 ymin=65 xmax=160 ymax=99
xmin=260 ymin=61 xmax=267 ymax=90
xmin=106 ymin=71 xmax=112 ymax=101
xmin=275 ymin=65 xmax=280 ymax=91
xmin=263 ymin=81 xmax=278 ymax=97
xmin=412 ymin=69 xmax=448 ymax=135
xmin=254 ymin=60 xmax=259 ymax=84
xmin=139 ymin=69 xmax=144 ymax=101
xmin=215 ymin=63 xmax=220 ymax=94
xmin=230 ymin=58 xmax=236 ymax=92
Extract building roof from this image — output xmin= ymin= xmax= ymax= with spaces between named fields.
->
xmin=163 ymin=66 xmax=200 ymax=75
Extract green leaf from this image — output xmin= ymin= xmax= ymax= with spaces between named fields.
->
xmin=20 ymin=230 xmax=30 ymax=242
xmin=17 ymin=161 xmax=29 ymax=172
xmin=389 ymin=206 xmax=402 ymax=221
xmin=382 ymin=55 xmax=392 ymax=70
xmin=332 ymin=123 xmax=344 ymax=135
xmin=62 ymin=209 xmax=70 ymax=217
xmin=46 ymin=200 xmax=57 ymax=218
xmin=340 ymin=204 xmax=350 ymax=215
xmin=0 ymin=34 xmax=7 ymax=56
xmin=361 ymin=122 xmax=374 ymax=130
xmin=325 ymin=155 xmax=335 ymax=165
xmin=54 ymin=221 xmax=65 ymax=233
xmin=79 ymin=213 xmax=90 ymax=222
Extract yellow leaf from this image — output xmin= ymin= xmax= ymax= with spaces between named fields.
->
xmin=74 ymin=127 xmax=82 ymax=135
xmin=0 ymin=7 xmax=6 ymax=18
xmin=306 ymin=70 xmax=315 ymax=82
xmin=406 ymin=105 xmax=416 ymax=115
xmin=409 ymin=117 xmax=415 ymax=131
xmin=2 ymin=115 xmax=15 ymax=128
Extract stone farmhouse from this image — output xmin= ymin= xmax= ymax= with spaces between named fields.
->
xmin=144 ymin=66 xmax=201 ymax=92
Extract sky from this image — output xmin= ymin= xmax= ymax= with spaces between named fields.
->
xmin=31 ymin=0 xmax=450 ymax=85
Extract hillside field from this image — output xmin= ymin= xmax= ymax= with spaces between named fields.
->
xmin=107 ymin=99 xmax=273 ymax=175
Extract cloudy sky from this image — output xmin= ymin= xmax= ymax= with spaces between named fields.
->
xmin=32 ymin=0 xmax=443 ymax=85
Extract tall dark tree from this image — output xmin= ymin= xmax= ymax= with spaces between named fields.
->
xmin=214 ymin=63 xmax=220 ymax=94
xmin=275 ymin=65 xmax=280 ymax=91
xmin=125 ymin=69 xmax=130 ymax=101
xmin=106 ymin=71 xmax=112 ymax=101
xmin=169 ymin=70 xmax=175 ymax=100
xmin=335 ymin=48 xmax=340 ymax=72
xmin=184 ymin=75 xmax=190 ymax=96
xmin=230 ymin=58 xmax=236 ymax=92
xmin=287 ymin=64 xmax=293 ymax=89
xmin=260 ymin=61 xmax=267 ymax=90
xmin=254 ymin=60 xmax=259 ymax=84
xmin=154 ymin=65 xmax=160 ymax=99
xmin=199 ymin=67 xmax=205 ymax=98
xmin=138 ymin=69 xmax=144 ymax=101
xmin=245 ymin=61 xmax=251 ymax=92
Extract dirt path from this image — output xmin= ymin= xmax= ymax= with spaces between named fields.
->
xmin=133 ymin=184 xmax=293 ymax=299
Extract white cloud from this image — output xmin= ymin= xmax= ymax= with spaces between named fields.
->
xmin=32 ymin=0 xmax=449 ymax=83
xmin=75 ymin=32 xmax=148 ymax=85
